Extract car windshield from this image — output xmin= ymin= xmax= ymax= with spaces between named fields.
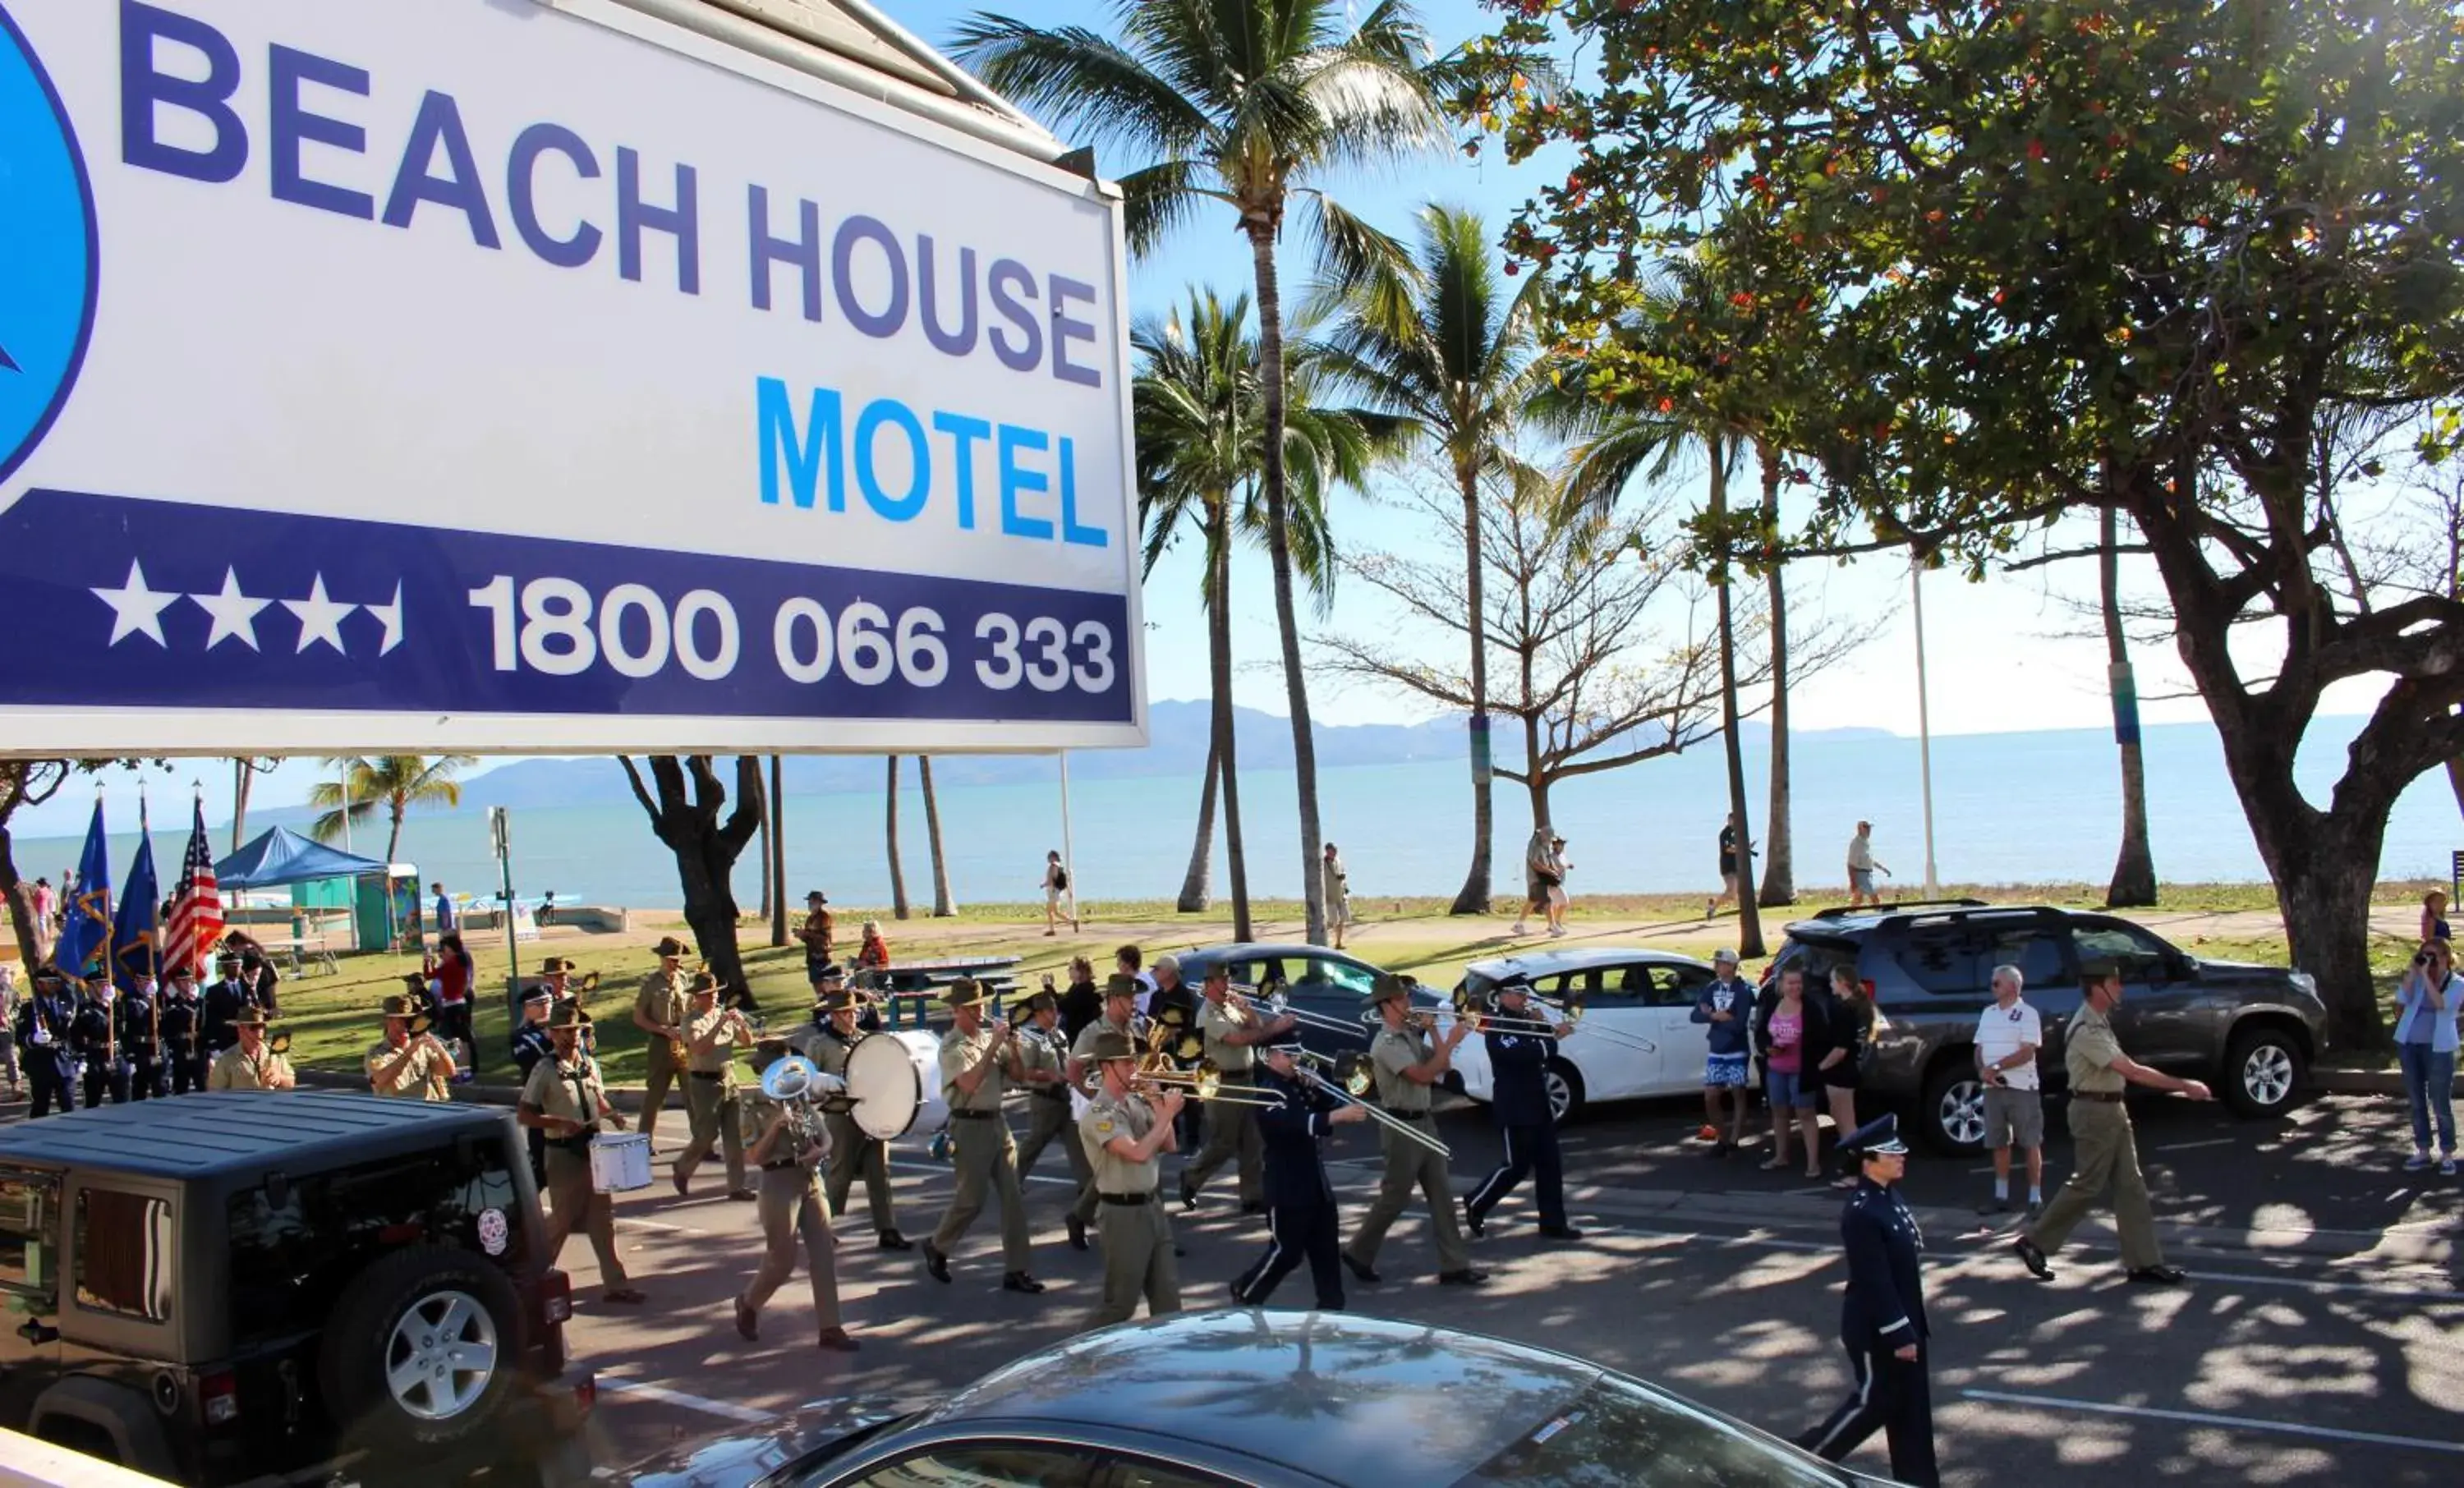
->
xmin=1451 ymin=1374 xmax=1860 ymax=1487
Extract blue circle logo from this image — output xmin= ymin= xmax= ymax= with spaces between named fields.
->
xmin=0 ymin=4 xmax=98 ymax=489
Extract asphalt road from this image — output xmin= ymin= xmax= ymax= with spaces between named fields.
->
xmin=561 ymin=1087 xmax=2462 ymax=1486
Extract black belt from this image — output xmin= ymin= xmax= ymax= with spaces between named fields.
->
xmin=1098 ymin=1192 xmax=1149 ymax=1206
xmin=1032 ymin=1087 xmax=1070 ymax=1101
xmin=762 ymin=1160 xmax=802 ymax=1172
xmin=2075 ymin=1090 xmax=2125 ymax=1103
xmin=949 ymin=1108 xmax=999 ymax=1120
xmin=547 ymin=1134 xmax=591 ymax=1153
xmin=687 ymin=1071 xmax=724 ymax=1081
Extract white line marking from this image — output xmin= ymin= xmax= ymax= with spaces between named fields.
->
xmin=2178 ymin=1269 xmax=2462 ymax=1302
xmin=2152 ymin=1138 xmax=2237 ymax=1152
xmin=626 ymin=1219 xmax=709 ymax=1235
xmin=597 ymin=1376 xmax=774 ymax=1425
xmin=1961 ymin=1389 xmax=2464 ymax=1456
xmin=888 ymin=1159 xmax=1077 ymax=1188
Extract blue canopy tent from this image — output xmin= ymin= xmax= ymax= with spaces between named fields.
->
xmin=217 ymin=827 xmax=396 ymax=960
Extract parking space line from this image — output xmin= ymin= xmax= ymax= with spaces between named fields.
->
xmin=598 ymin=1376 xmax=775 ymax=1424
xmin=1961 ymin=1389 xmax=2464 ymax=1455
xmin=2152 ymin=1138 xmax=2237 ymax=1152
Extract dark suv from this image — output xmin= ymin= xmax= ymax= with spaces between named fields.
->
xmin=1766 ymin=901 xmax=2328 ymax=1153
xmin=0 ymin=1093 xmax=595 ymax=1485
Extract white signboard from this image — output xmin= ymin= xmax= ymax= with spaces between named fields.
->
xmin=0 ymin=0 xmax=1146 ymax=755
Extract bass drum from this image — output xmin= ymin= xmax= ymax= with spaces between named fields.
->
xmin=844 ymin=1031 xmax=949 ymax=1141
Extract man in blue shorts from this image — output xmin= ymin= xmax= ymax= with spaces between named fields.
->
xmin=1693 ymin=948 xmax=1755 ymax=1154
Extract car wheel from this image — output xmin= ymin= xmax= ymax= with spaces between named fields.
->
xmin=2222 ymin=1025 xmax=2306 ymax=1118
xmin=1920 ymin=1064 xmax=1987 ymax=1155
xmin=319 ymin=1245 xmax=523 ymax=1455
xmin=1545 ymin=1060 xmax=1586 ymax=1126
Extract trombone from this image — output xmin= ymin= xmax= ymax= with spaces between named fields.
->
xmin=1430 ymin=985 xmax=1658 ymax=1054
xmin=1240 ymin=984 xmax=1374 ymax=1043
xmin=1289 ymin=1051 xmax=1450 ymax=1159
xmin=1134 ymin=1052 xmax=1285 ymax=1106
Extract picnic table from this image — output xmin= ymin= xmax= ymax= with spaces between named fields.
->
xmin=852 ymin=955 xmax=1025 ymax=1029
xmin=280 ymin=935 xmax=339 ymax=977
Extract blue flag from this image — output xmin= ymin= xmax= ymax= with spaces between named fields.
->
xmin=53 ymin=798 xmax=114 ymax=980
xmin=114 ymin=801 xmax=162 ymax=993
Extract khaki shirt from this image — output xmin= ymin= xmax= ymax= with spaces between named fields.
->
xmin=1018 ymin=1024 xmax=1066 ymax=1089
xmin=799 ymin=1021 xmax=862 ymax=1077
xmin=1199 ymin=996 xmax=1256 ymax=1072
xmin=683 ymin=1005 xmax=741 ymax=1079
xmin=634 ymin=968 xmax=687 ymax=1036
xmin=522 ymin=1051 xmax=608 ymax=1130
xmin=742 ymin=1090 xmax=825 ymax=1167
xmin=1069 ymin=1013 xmax=1141 ymax=1091
xmin=2065 ymin=1003 xmax=2128 ymax=1095
xmin=1079 ymin=1087 xmax=1160 ymax=1195
xmin=939 ymin=1023 xmax=1010 ymax=1113
xmin=365 ymin=1036 xmax=450 ymax=1100
xmin=208 ymin=1044 xmax=292 ymax=1091
xmin=1370 ymin=1025 xmax=1436 ymax=1114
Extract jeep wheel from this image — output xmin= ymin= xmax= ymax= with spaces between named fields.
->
xmin=1920 ymin=1066 xmax=1988 ymax=1155
xmin=320 ymin=1245 xmax=523 ymax=1455
xmin=1545 ymin=1060 xmax=1586 ymax=1127
xmin=2222 ymin=1025 xmax=2306 ymax=1118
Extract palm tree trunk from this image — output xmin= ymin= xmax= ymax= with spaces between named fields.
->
xmin=385 ymin=801 xmax=406 ymax=869
xmin=231 ymin=759 xmax=253 ymax=852
xmin=1755 ymin=442 xmax=1795 ymax=907
xmin=1451 ymin=457 xmax=1495 ymax=916
xmin=920 ymin=755 xmax=955 ymax=916
xmin=756 ymin=788 xmax=772 ymax=924
xmin=1178 ymin=740 xmax=1220 ymax=914
xmin=1246 ymin=223 xmax=1326 ymax=944
xmin=2102 ymin=504 xmax=2158 ymax=906
xmin=768 ymin=755 xmax=788 ymax=947
xmin=885 ymin=755 xmax=910 ymax=921
xmin=1709 ymin=439 xmax=1765 ymax=958
xmin=1212 ymin=517 xmax=1252 ymax=939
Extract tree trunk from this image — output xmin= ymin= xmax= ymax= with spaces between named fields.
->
xmin=2102 ymin=505 xmax=2158 ymax=907
xmin=1213 ymin=514 xmax=1252 ymax=939
xmin=920 ymin=755 xmax=955 ymax=917
xmin=768 ymin=755 xmax=788 ymax=947
xmin=1245 ymin=221 xmax=1326 ymax=944
xmin=1525 ymin=772 xmax=1552 ymax=852
xmin=1708 ymin=440 xmax=1766 ymax=958
xmin=1755 ymin=442 xmax=1795 ymax=908
xmin=756 ymin=786 xmax=772 ymax=925
xmin=2270 ymin=820 xmax=2386 ymax=1053
xmin=1452 ymin=457 xmax=1495 ymax=916
xmin=618 ymin=755 xmax=762 ymax=990
xmin=2447 ymin=755 xmax=2464 ymax=820
xmin=231 ymin=759 xmax=253 ymax=851
xmin=384 ymin=805 xmax=406 ymax=870
xmin=1177 ymin=737 xmax=1220 ymax=914
xmin=885 ymin=755 xmax=909 ymax=921
xmin=2 ymin=763 xmax=66 ymax=969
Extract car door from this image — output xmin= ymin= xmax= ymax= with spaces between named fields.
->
xmin=1547 ymin=968 xmax=1652 ymax=1100
xmin=1643 ymin=962 xmax=1718 ymax=1095
xmin=2071 ymin=918 xmax=2203 ymax=1069
xmin=0 ymin=1167 xmax=66 ymax=1415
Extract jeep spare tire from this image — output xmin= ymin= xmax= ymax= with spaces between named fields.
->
xmin=319 ymin=1244 xmax=523 ymax=1454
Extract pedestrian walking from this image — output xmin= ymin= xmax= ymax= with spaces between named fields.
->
xmin=1343 ymin=975 xmax=1486 ymax=1288
xmin=2014 ymin=959 xmax=2212 ymax=1284
xmin=2393 ymin=937 xmax=2460 ymax=1174
xmin=1846 ymin=820 xmax=1890 ymax=907
xmin=1816 ymin=967 xmax=1878 ymax=1185
xmin=1754 ymin=966 xmax=1828 ymax=1177
xmin=1511 ymin=824 xmax=1555 ymax=937
xmin=1079 ymin=1029 xmax=1184 ymax=1327
xmin=1692 ymin=949 xmax=1754 ymax=1153
xmin=1974 ymin=965 xmax=2045 ymax=1215
xmin=1544 ymin=836 xmax=1572 ymax=937
xmin=1796 ymin=1114 xmax=1939 ymax=1488
xmin=431 ymin=881 xmax=457 ymax=935
xmin=673 ymin=972 xmax=754 ymax=1201
xmin=1042 ymin=850 xmax=1077 ymax=935
xmin=921 ymin=981 xmax=1042 ymax=1293
xmin=1707 ymin=815 xmax=1751 ymax=919
xmin=1322 ymin=843 xmax=1353 ymax=950
xmin=1230 ymin=1028 xmax=1363 ymax=1309
xmin=1464 ymin=977 xmax=1583 ymax=1242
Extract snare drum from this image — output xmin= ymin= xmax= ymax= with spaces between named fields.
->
xmin=587 ymin=1132 xmax=653 ymax=1193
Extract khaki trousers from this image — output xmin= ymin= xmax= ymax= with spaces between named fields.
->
xmin=1089 ymin=1196 xmax=1179 ymax=1329
xmin=678 ymin=1075 xmax=747 ymax=1192
xmin=824 ymin=1111 xmax=898 ymax=1233
xmin=1181 ymin=1086 xmax=1265 ymax=1206
xmin=931 ymin=1115 xmax=1032 ymax=1270
xmin=1014 ymin=1092 xmax=1075 ymax=1182
xmin=639 ymin=1039 xmax=681 ymax=1142
xmin=2026 ymin=1099 xmax=2164 ymax=1270
xmin=1345 ymin=1113 xmax=1469 ymax=1274
xmin=542 ymin=1145 xmax=627 ymax=1284
xmin=742 ymin=1164 xmax=840 ymax=1330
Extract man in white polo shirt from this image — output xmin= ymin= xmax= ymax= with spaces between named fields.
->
xmin=1975 ymin=964 xmax=2044 ymax=1217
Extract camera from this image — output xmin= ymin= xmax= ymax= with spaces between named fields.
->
xmin=2415 ymin=952 xmax=2432 ymax=967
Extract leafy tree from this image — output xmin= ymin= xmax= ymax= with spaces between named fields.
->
xmin=1491 ymin=0 xmax=2464 ymax=1046
xmin=1309 ymin=204 xmax=1549 ymax=915
xmin=307 ymin=755 xmax=477 ymax=867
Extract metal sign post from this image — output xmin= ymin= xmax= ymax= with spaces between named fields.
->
xmin=490 ymin=806 xmax=520 ymax=1024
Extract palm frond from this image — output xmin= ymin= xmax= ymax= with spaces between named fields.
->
xmin=948 ymin=15 xmax=1215 ymax=159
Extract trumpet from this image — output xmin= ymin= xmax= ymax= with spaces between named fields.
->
xmin=1134 ymin=1054 xmax=1285 ymax=1106
xmin=267 ymin=1026 xmax=293 ymax=1056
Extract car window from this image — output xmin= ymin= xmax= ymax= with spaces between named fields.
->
xmin=1248 ymin=959 xmax=1288 ymax=990
xmin=1455 ymin=1374 xmax=1856 ymax=1487
xmin=0 ymin=1169 xmax=61 ymax=1307
xmin=1889 ymin=928 xmax=1979 ymax=995
xmin=1982 ymin=928 xmax=2068 ymax=991
xmin=2071 ymin=922 xmax=2172 ymax=982
xmin=1101 ymin=1458 xmax=1248 ymax=1488
xmin=817 ymin=1444 xmax=1097 ymax=1487
xmin=1313 ymin=959 xmax=1376 ymax=996
xmin=1646 ymin=965 xmax=1714 ymax=1008
xmin=76 ymin=1188 xmax=172 ymax=1324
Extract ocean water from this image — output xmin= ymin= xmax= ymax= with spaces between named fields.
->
xmin=11 ymin=718 xmax=2459 ymax=911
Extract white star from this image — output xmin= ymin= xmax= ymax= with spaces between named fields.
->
xmin=189 ymin=568 xmax=272 ymax=651
xmin=283 ymin=575 xmax=356 ymax=654
xmin=365 ymin=581 xmax=405 ymax=657
xmin=91 ymin=558 xmax=178 ymax=647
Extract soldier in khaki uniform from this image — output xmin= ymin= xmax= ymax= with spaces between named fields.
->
xmin=2015 ymin=960 xmax=2212 ymax=1285
xmin=733 ymin=1036 xmax=857 ymax=1352
xmin=1344 ymin=976 xmax=1487 ymax=1288
xmin=1064 ymin=975 xmax=1147 ymax=1244
xmin=517 ymin=1003 xmax=646 ymax=1305
xmin=629 ymin=936 xmax=693 ymax=1141
xmin=674 ymin=972 xmax=755 ymax=1199
xmin=922 ymin=981 xmax=1042 ymax=1293
xmin=797 ymin=982 xmax=910 ymax=1250
xmin=1010 ymin=993 xmax=1078 ymax=1181
xmin=1178 ymin=965 xmax=1294 ymax=1211
xmin=1079 ymin=1030 xmax=1184 ymax=1327
xmin=206 ymin=1008 xmax=295 ymax=1091
xmin=365 ymin=994 xmax=457 ymax=1100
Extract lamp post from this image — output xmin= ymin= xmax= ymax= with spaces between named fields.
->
xmin=1910 ymin=551 xmax=1941 ymax=897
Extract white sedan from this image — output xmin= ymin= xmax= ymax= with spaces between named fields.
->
xmin=1446 ymin=948 xmax=1722 ymax=1123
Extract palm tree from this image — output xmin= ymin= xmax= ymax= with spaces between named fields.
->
xmin=919 ymin=755 xmax=956 ymax=916
xmin=955 ymin=0 xmax=1466 ymax=944
xmin=1135 ymin=287 xmax=1370 ymax=936
xmin=1755 ymin=439 xmax=1795 ymax=907
xmin=1309 ymin=203 xmax=1547 ymax=915
xmin=885 ymin=755 xmax=909 ymax=921
xmin=308 ymin=755 xmax=476 ymax=866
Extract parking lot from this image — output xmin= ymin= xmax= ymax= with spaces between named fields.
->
xmin=566 ymin=1087 xmax=2462 ymax=1485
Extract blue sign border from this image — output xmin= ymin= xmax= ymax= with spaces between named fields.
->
xmin=0 ymin=0 xmax=101 ymax=492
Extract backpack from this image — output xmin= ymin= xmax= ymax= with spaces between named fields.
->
xmin=1052 ymin=866 xmax=1070 ymax=892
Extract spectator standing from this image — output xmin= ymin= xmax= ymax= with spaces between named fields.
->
xmin=1754 ymin=967 xmax=1828 ymax=1177
xmin=1544 ymin=837 xmax=1572 ymax=937
xmin=0 ymin=965 xmax=21 ymax=1097
xmin=432 ymin=930 xmax=477 ymax=1076
xmin=1846 ymin=822 xmax=1890 ymax=907
xmin=856 ymin=920 xmax=890 ymax=973
xmin=30 ymin=879 xmax=55 ymax=939
xmin=1707 ymin=816 xmax=1751 ymax=920
xmin=1056 ymin=957 xmax=1101 ymax=1041
xmin=1691 ymin=949 xmax=1754 ymax=1153
xmin=1115 ymin=943 xmax=1156 ymax=1016
xmin=432 ymin=881 xmax=457 ymax=935
xmin=798 ymin=891 xmax=834 ymax=985
xmin=1322 ymin=844 xmax=1352 ymax=950
xmin=1512 ymin=825 xmax=1555 ymax=937
xmin=1974 ymin=965 xmax=2045 ymax=1215
xmin=2421 ymin=889 xmax=2453 ymax=945
xmin=1042 ymin=850 xmax=1078 ymax=936
xmin=2393 ymin=938 xmax=2460 ymax=1174
xmin=1818 ymin=967 xmax=1878 ymax=1185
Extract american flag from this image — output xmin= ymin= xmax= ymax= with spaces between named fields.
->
xmin=164 ymin=797 xmax=223 ymax=980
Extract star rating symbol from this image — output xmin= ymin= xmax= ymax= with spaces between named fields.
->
xmin=366 ymin=581 xmax=405 ymax=657
xmin=91 ymin=559 xmax=180 ymax=647
xmin=190 ymin=568 xmax=271 ymax=651
xmin=283 ymin=575 xmax=357 ymax=654
xmin=90 ymin=560 xmax=406 ymax=655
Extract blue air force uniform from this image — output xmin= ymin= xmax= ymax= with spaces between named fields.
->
xmin=1464 ymin=986 xmax=1574 ymax=1237
xmin=1799 ymin=1115 xmax=1940 ymax=1487
xmin=1230 ymin=1040 xmax=1347 ymax=1311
